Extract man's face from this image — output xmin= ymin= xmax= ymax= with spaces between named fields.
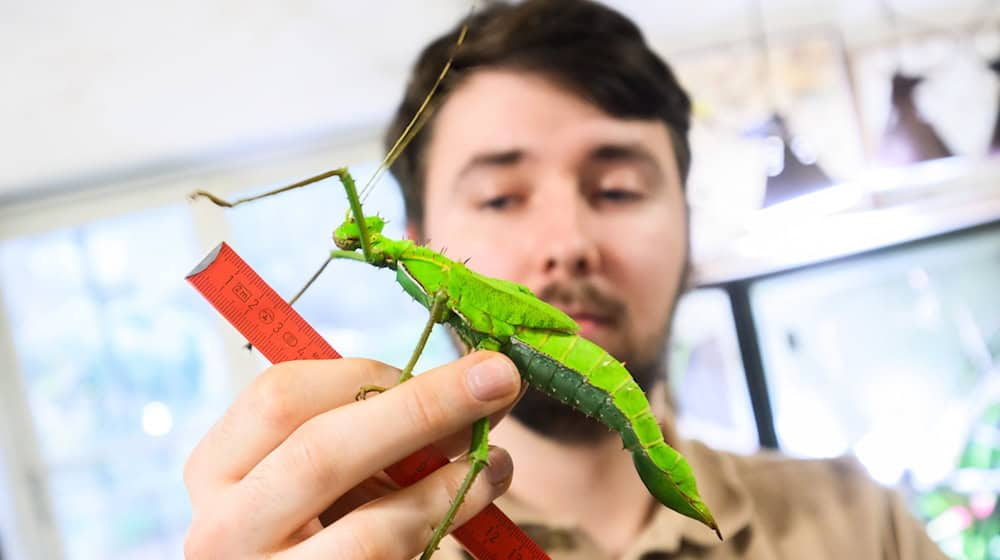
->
xmin=417 ymin=69 xmax=688 ymax=435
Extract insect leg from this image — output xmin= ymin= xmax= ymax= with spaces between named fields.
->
xmin=353 ymin=384 xmax=387 ymax=401
xmin=353 ymin=291 xmax=446 ymax=399
xmin=398 ymin=291 xmax=450 ymax=383
xmin=286 ymin=253 xmax=335 ymax=307
xmin=420 ymin=416 xmax=490 ymax=560
xmin=189 ymin=167 xmax=353 ymax=208
xmin=421 ymin=335 xmax=499 ymax=559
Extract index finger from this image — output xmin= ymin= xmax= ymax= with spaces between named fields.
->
xmin=184 ymin=358 xmax=399 ymax=502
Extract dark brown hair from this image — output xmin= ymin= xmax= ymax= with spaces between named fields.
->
xmin=386 ymin=0 xmax=692 ymax=229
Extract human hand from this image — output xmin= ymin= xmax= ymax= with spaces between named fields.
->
xmin=183 ymin=351 xmax=522 ymax=559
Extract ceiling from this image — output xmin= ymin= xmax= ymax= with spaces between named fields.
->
xmin=2 ymin=0 xmax=995 ymax=203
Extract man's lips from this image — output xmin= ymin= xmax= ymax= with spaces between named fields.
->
xmin=538 ymin=282 xmax=623 ymax=329
xmin=565 ymin=311 xmax=614 ymax=334
xmin=567 ymin=312 xmax=611 ymax=324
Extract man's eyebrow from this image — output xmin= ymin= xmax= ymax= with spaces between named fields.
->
xmin=589 ymin=143 xmax=661 ymax=169
xmin=455 ymin=149 xmax=524 ymax=182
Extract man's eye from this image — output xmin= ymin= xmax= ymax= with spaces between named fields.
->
xmin=597 ymin=189 xmax=640 ymax=203
xmin=480 ymin=195 xmax=520 ymax=211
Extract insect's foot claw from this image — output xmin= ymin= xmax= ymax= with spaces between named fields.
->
xmin=189 ymin=190 xmax=233 ymax=207
xmin=355 ymin=384 xmax=387 ymax=401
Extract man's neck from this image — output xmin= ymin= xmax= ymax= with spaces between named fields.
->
xmin=491 ymin=386 xmax=676 ymax=557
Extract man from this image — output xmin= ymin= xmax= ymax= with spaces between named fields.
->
xmin=183 ymin=1 xmax=947 ymax=558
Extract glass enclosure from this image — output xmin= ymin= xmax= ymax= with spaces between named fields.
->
xmin=750 ymin=222 xmax=1000 ymax=559
xmin=669 ymin=288 xmax=759 ymax=454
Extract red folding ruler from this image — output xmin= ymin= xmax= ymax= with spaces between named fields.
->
xmin=187 ymin=242 xmax=549 ymax=560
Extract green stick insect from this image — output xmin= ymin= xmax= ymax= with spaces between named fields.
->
xmin=192 ymin=12 xmax=719 ymax=560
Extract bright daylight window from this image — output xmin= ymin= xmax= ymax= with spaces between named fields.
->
xmin=0 ymin=206 xmax=229 ymax=559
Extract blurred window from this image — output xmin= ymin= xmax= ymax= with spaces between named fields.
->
xmin=669 ymin=288 xmax=758 ymax=454
xmin=0 ymin=206 xmax=230 ymax=560
xmin=750 ymin=225 xmax=1000 ymax=559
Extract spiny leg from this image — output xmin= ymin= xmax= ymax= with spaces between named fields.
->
xmin=195 ymin=164 xmax=374 ymax=350
xmin=421 ymin=337 xmax=502 ymax=559
xmin=420 ymin=417 xmax=491 ymax=560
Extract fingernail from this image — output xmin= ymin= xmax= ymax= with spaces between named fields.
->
xmin=484 ymin=447 xmax=513 ymax=486
xmin=466 ymin=356 xmax=519 ymax=401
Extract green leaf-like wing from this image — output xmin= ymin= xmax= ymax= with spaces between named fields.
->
xmin=451 ymin=263 xmax=579 ymax=333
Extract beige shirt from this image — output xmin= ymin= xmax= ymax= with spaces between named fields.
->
xmin=437 ymin=438 xmax=947 ymax=560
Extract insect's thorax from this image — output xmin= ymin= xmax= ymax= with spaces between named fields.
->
xmin=387 ymin=242 xmax=485 ymax=348
xmin=389 ymin=241 xmax=453 ymax=307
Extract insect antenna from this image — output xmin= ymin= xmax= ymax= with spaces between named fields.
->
xmin=358 ymin=3 xmax=475 ymax=204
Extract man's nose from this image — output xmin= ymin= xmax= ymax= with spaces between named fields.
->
xmin=539 ymin=197 xmax=601 ymax=279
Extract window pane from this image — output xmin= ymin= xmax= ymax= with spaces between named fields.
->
xmin=750 ymin=225 xmax=1000 ymax=559
xmin=1 ymin=205 xmax=231 ymax=560
xmin=669 ymin=288 xmax=758 ymax=453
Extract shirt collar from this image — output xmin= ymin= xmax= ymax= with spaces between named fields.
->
xmin=492 ymin=430 xmax=754 ymax=557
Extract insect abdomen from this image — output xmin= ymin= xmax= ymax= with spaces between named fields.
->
xmin=503 ymin=328 xmax=720 ymax=534
xmin=503 ymin=329 xmax=650 ymax=449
